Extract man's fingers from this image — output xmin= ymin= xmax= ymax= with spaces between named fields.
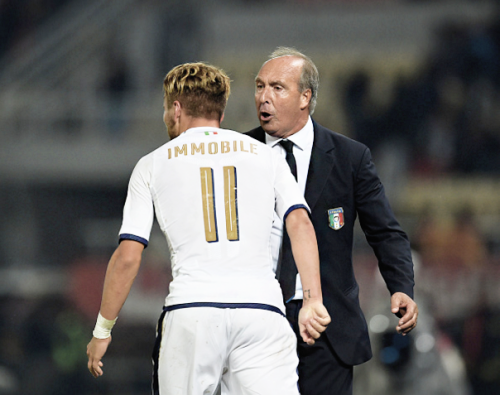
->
xmin=95 ymin=363 xmax=103 ymax=377
xmin=315 ymin=315 xmax=331 ymax=327
xmin=391 ymin=292 xmax=410 ymax=314
xmin=309 ymin=318 xmax=328 ymax=334
xmin=391 ymin=293 xmax=419 ymax=332
xmin=306 ymin=322 xmax=322 ymax=339
xmin=396 ymin=312 xmax=418 ymax=335
xmin=92 ymin=361 xmax=104 ymax=377
xmin=397 ymin=325 xmax=415 ymax=335
xmin=88 ymin=358 xmax=103 ymax=378
xmin=88 ymin=363 xmax=98 ymax=378
xmin=300 ymin=328 xmax=316 ymax=345
xmin=309 ymin=306 xmax=331 ymax=329
xmin=300 ymin=325 xmax=313 ymax=344
xmin=396 ymin=311 xmax=411 ymax=328
xmin=395 ymin=299 xmax=419 ymax=335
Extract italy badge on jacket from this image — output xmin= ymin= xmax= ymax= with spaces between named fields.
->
xmin=328 ymin=207 xmax=344 ymax=230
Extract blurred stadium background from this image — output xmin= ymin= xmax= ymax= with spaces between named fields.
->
xmin=1 ymin=0 xmax=499 ymax=394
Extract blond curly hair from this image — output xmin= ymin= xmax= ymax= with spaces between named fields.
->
xmin=163 ymin=62 xmax=231 ymax=120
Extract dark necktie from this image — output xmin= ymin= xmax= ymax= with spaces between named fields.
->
xmin=279 ymin=139 xmax=297 ymax=180
xmin=277 ymin=139 xmax=298 ymax=302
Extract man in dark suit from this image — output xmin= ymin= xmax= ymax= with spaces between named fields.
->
xmin=246 ymin=47 xmax=418 ymax=395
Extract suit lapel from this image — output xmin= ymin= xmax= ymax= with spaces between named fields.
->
xmin=305 ymin=121 xmax=336 ymax=211
xmin=248 ymin=124 xmax=335 ymax=211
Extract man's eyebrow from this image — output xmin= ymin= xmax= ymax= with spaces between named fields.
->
xmin=254 ymin=77 xmax=285 ymax=86
xmin=269 ymin=80 xmax=287 ymax=88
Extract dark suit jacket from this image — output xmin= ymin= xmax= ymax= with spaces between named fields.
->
xmin=246 ymin=120 xmax=414 ymax=366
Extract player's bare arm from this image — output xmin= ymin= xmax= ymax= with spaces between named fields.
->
xmin=285 ymin=208 xmax=331 ymax=345
xmin=87 ymin=240 xmax=144 ymax=378
xmin=391 ymin=292 xmax=418 ymax=335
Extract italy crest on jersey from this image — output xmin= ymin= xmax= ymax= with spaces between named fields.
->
xmin=328 ymin=207 xmax=344 ymax=230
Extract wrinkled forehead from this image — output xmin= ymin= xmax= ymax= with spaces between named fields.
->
xmin=256 ymin=56 xmax=303 ymax=84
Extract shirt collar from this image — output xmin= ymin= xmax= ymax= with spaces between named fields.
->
xmin=183 ymin=126 xmax=221 ymax=135
xmin=265 ymin=117 xmax=314 ymax=152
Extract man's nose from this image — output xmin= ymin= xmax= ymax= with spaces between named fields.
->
xmin=258 ymin=87 xmax=270 ymax=103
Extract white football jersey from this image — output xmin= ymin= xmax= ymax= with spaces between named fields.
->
xmin=119 ymin=127 xmax=309 ymax=312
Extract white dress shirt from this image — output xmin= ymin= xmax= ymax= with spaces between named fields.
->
xmin=265 ymin=117 xmax=314 ymax=300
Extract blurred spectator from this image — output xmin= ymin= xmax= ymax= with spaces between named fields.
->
xmin=342 ymin=18 xmax=500 ymax=178
xmin=446 ymin=207 xmax=488 ymax=270
xmin=414 ymin=206 xmax=488 ymax=271
xmin=412 ymin=205 xmax=499 ymax=394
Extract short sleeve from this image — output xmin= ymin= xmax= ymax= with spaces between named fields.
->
xmin=272 ymin=150 xmax=310 ymax=221
xmin=118 ymin=155 xmax=154 ymax=247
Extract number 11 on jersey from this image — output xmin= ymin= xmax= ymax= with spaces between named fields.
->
xmin=200 ymin=166 xmax=239 ymax=243
xmin=224 ymin=166 xmax=239 ymax=241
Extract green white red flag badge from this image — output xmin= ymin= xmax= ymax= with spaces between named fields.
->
xmin=328 ymin=207 xmax=344 ymax=230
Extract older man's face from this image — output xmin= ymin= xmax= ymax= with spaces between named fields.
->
xmin=255 ymin=56 xmax=311 ymax=139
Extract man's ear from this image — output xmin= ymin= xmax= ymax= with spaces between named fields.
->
xmin=300 ymin=89 xmax=312 ymax=111
xmin=220 ymin=112 xmax=225 ymax=123
xmin=173 ymin=100 xmax=182 ymax=120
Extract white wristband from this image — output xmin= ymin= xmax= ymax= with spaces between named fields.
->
xmin=93 ymin=312 xmax=117 ymax=339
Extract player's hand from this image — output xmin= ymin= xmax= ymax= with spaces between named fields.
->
xmin=298 ymin=300 xmax=331 ymax=345
xmin=391 ymin=292 xmax=418 ymax=335
xmin=87 ymin=336 xmax=112 ymax=378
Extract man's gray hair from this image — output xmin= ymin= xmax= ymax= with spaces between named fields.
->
xmin=268 ymin=47 xmax=319 ymax=115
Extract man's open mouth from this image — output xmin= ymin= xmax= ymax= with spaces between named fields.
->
xmin=260 ymin=111 xmax=272 ymax=122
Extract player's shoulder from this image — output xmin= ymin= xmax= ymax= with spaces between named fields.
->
xmin=222 ymin=128 xmax=273 ymax=152
xmin=139 ymin=142 xmax=166 ymax=165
